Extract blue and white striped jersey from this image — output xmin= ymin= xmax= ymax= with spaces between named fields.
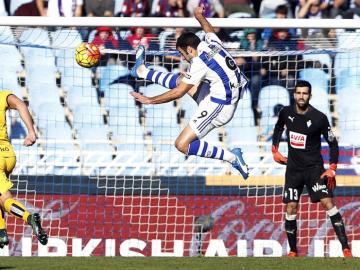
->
xmin=182 ymin=32 xmax=248 ymax=105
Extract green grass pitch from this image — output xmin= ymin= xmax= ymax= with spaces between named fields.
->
xmin=0 ymin=257 xmax=359 ymax=270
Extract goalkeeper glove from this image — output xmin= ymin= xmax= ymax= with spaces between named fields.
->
xmin=320 ymin=163 xmax=337 ymax=190
xmin=272 ymin=145 xmax=287 ymax=165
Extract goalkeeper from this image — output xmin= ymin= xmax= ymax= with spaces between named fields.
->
xmin=272 ymin=80 xmax=352 ymax=257
xmin=0 ymin=91 xmax=48 ymax=248
xmin=130 ymin=5 xmax=249 ymax=179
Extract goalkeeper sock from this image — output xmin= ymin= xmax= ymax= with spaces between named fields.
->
xmin=144 ymin=68 xmax=180 ymax=89
xmin=0 ymin=209 xmax=5 ymax=230
xmin=187 ymin=139 xmax=236 ymax=162
xmin=328 ymin=206 xmax=350 ymax=249
xmin=4 ymin=198 xmax=30 ymax=223
xmin=285 ymin=213 xmax=297 ymax=252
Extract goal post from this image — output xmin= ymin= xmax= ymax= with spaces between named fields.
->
xmin=0 ymin=16 xmax=359 ymax=257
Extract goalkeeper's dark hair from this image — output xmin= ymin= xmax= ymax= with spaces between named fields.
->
xmin=176 ymin=32 xmax=201 ymax=51
xmin=295 ymin=80 xmax=312 ymax=94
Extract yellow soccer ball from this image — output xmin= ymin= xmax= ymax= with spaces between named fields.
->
xmin=75 ymin=42 xmax=101 ymax=68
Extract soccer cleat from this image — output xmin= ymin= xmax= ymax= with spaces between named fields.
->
xmin=130 ymin=45 xmax=146 ymax=77
xmin=231 ymin=148 xmax=249 ymax=179
xmin=0 ymin=229 xmax=9 ymax=249
xmin=287 ymin=251 xmax=298 ymax=257
xmin=343 ymin=248 xmax=353 ymax=258
xmin=27 ymin=213 xmax=48 ymax=245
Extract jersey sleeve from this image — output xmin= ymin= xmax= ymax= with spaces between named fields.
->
xmin=205 ymin=32 xmax=223 ymax=46
xmin=0 ymin=91 xmax=13 ymax=110
xmin=320 ymin=115 xmax=339 ymax=164
xmin=272 ymin=107 xmax=286 ymax=147
xmin=182 ymin=58 xmax=207 ymax=86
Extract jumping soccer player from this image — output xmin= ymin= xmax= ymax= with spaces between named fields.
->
xmin=130 ymin=5 xmax=249 ymax=179
xmin=0 ymin=91 xmax=48 ymax=248
xmin=272 ymin=80 xmax=352 ymax=257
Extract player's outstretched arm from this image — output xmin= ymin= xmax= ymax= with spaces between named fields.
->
xmin=131 ymin=81 xmax=193 ymax=105
xmin=194 ymin=5 xmax=215 ymax=34
xmin=7 ymin=94 xmax=37 ymax=146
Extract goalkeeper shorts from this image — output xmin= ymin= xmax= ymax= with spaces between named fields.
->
xmin=283 ymin=166 xmax=333 ymax=203
xmin=0 ymin=156 xmax=16 ymax=195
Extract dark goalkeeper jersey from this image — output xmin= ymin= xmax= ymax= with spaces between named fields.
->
xmin=272 ymin=105 xmax=339 ymax=170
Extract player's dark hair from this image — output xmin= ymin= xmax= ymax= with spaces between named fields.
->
xmin=295 ymin=80 xmax=312 ymax=94
xmin=176 ymin=32 xmax=201 ymax=51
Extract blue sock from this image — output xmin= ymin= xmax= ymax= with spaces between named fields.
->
xmin=146 ymin=70 xmax=179 ymax=89
xmin=187 ymin=139 xmax=235 ymax=162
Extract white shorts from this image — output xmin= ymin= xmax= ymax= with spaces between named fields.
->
xmin=189 ymin=95 xmax=238 ymax=139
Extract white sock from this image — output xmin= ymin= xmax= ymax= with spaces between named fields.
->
xmin=223 ymin=150 xmax=236 ymax=163
xmin=137 ymin=64 xmax=149 ymax=79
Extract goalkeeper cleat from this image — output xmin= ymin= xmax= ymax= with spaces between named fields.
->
xmin=287 ymin=251 xmax=298 ymax=257
xmin=130 ymin=45 xmax=146 ymax=78
xmin=231 ymin=148 xmax=249 ymax=179
xmin=0 ymin=229 xmax=9 ymax=249
xmin=343 ymin=248 xmax=353 ymax=258
xmin=27 ymin=213 xmax=48 ymax=245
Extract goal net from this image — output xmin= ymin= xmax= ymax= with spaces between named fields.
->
xmin=0 ymin=18 xmax=359 ymax=257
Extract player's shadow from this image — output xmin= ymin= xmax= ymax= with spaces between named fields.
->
xmin=0 ymin=267 xmax=15 ymax=269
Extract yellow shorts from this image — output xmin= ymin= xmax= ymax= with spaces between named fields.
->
xmin=0 ymin=143 xmax=15 ymax=158
xmin=0 ymin=156 xmax=16 ymax=195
